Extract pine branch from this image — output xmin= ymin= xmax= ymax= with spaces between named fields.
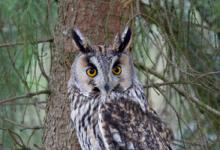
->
xmin=0 ymin=38 xmax=54 ymax=48
xmin=135 ymin=62 xmax=220 ymax=117
xmin=144 ymin=81 xmax=200 ymax=88
xmin=0 ymin=117 xmax=43 ymax=130
xmin=0 ymin=90 xmax=50 ymax=105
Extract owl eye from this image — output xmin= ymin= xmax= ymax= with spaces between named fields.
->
xmin=86 ymin=67 xmax=97 ymax=77
xmin=112 ymin=65 xmax=122 ymax=75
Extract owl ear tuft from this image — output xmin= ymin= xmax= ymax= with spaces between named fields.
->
xmin=71 ymin=28 xmax=91 ymax=53
xmin=113 ymin=26 xmax=132 ymax=52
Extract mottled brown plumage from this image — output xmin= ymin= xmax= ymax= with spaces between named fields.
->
xmin=68 ymin=27 xmax=173 ymax=150
xmin=99 ymin=98 xmax=172 ymax=150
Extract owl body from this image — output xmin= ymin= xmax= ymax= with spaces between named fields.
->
xmin=68 ymin=27 xmax=172 ymax=150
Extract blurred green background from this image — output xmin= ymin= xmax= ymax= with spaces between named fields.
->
xmin=0 ymin=0 xmax=220 ymax=149
xmin=0 ymin=0 xmax=57 ymax=149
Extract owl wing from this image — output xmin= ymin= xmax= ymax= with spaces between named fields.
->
xmin=98 ymin=98 xmax=172 ymax=150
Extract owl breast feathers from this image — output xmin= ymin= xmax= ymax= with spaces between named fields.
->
xmin=68 ymin=27 xmax=173 ymax=150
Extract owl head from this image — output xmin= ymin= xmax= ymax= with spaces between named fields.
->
xmin=69 ymin=27 xmax=136 ymax=97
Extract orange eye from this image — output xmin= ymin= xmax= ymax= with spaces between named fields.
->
xmin=112 ymin=65 xmax=122 ymax=75
xmin=86 ymin=67 xmax=97 ymax=77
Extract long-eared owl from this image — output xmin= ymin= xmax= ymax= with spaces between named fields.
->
xmin=68 ymin=27 xmax=173 ymax=150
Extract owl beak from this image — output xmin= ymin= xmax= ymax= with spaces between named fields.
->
xmin=101 ymin=83 xmax=112 ymax=96
xmin=104 ymin=84 xmax=110 ymax=93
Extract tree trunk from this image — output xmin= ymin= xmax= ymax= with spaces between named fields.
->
xmin=43 ymin=0 xmax=128 ymax=149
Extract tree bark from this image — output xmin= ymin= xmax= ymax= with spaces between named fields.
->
xmin=43 ymin=0 xmax=128 ymax=149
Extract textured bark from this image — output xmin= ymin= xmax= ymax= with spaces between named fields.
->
xmin=43 ymin=0 xmax=128 ymax=149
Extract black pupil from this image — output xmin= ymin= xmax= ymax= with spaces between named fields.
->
xmin=114 ymin=67 xmax=119 ymax=72
xmin=90 ymin=69 xmax=95 ymax=74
